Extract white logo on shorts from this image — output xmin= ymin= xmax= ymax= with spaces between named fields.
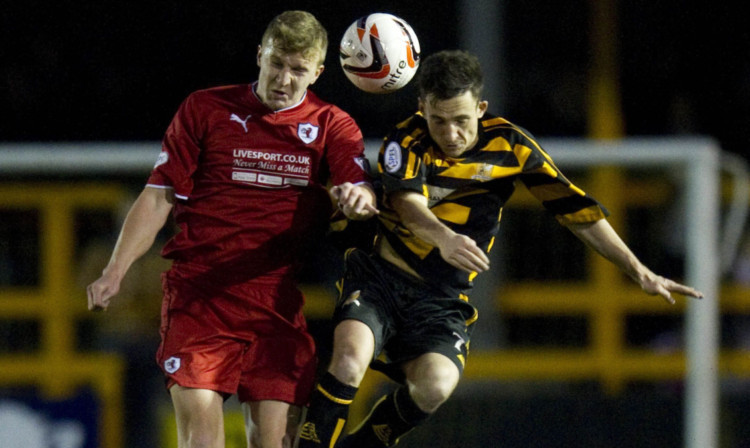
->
xmin=164 ymin=356 xmax=181 ymax=374
xmin=452 ymin=332 xmax=466 ymax=352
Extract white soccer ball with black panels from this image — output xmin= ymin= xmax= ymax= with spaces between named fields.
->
xmin=339 ymin=13 xmax=421 ymax=94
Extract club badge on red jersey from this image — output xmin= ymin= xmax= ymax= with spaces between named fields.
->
xmin=297 ymin=123 xmax=319 ymax=144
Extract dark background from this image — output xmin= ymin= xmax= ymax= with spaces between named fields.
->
xmin=2 ymin=2 xmax=749 ymax=447
xmin=2 ymin=0 xmax=749 ymax=161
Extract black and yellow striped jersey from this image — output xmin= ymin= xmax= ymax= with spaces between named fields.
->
xmin=376 ymin=112 xmax=608 ymax=294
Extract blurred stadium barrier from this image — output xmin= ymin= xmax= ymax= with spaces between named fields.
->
xmin=0 ymin=138 xmax=748 ymax=447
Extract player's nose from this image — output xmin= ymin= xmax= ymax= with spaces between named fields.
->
xmin=276 ymin=68 xmax=293 ymax=85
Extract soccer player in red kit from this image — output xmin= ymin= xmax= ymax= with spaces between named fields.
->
xmin=86 ymin=10 xmax=377 ymax=448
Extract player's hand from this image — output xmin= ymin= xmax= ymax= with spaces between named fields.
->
xmin=638 ymin=271 xmax=704 ymax=305
xmin=437 ymin=232 xmax=490 ymax=274
xmin=86 ymin=272 xmax=121 ymax=311
xmin=331 ymin=183 xmax=379 ymax=220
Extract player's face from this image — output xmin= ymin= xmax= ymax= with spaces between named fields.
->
xmin=256 ymin=40 xmax=324 ymax=111
xmin=420 ymin=91 xmax=488 ymax=158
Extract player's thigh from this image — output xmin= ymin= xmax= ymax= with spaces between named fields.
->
xmin=169 ymin=385 xmax=225 ymax=444
xmin=243 ymin=400 xmax=301 ymax=448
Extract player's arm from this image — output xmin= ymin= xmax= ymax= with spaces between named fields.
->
xmin=330 ymin=182 xmax=379 ymax=220
xmin=566 ymin=219 xmax=703 ymax=304
xmin=87 ymin=186 xmax=175 ymax=311
xmin=388 ymin=190 xmax=490 ymax=274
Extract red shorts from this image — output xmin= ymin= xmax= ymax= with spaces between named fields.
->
xmin=156 ymin=262 xmax=317 ymax=406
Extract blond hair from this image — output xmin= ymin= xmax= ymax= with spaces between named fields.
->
xmin=261 ymin=11 xmax=328 ymax=64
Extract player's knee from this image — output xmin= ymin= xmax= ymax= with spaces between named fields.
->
xmin=178 ymin=416 xmax=223 ymax=448
xmin=183 ymin=430 xmax=223 ymax=448
xmin=408 ymin=368 xmax=459 ymax=413
xmin=329 ymin=350 xmax=368 ymax=386
xmin=249 ymin=432 xmax=283 ymax=448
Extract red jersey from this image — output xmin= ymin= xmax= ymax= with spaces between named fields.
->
xmin=147 ymin=83 xmax=370 ymax=284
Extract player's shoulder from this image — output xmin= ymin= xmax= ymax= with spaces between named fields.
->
xmin=388 ymin=112 xmax=428 ymax=140
xmin=304 ymin=90 xmax=348 ymax=115
xmin=480 ymin=113 xmax=541 ymax=148
xmin=187 ymin=84 xmax=248 ymax=101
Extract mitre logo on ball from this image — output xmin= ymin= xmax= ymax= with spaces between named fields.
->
xmin=339 ymin=13 xmax=421 ymax=94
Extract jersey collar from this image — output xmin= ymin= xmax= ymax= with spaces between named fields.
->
xmin=251 ymin=81 xmax=308 ymax=113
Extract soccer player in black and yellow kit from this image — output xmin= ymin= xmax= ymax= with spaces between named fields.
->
xmin=297 ymin=50 xmax=703 ymax=448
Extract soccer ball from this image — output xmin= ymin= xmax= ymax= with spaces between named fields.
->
xmin=339 ymin=13 xmax=420 ymax=94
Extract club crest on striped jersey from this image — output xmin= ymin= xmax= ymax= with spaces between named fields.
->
xmin=384 ymin=141 xmax=402 ymax=173
xmin=297 ymin=123 xmax=319 ymax=144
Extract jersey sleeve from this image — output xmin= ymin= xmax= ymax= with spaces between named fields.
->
xmin=324 ymin=108 xmax=372 ymax=187
xmin=517 ymin=139 xmax=609 ymax=225
xmin=377 ymin=122 xmax=427 ymax=197
xmin=146 ymin=92 xmax=204 ymax=199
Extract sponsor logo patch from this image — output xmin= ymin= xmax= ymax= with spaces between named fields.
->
xmin=232 ymin=148 xmax=312 ymax=188
xmin=384 ymin=142 xmax=402 ymax=173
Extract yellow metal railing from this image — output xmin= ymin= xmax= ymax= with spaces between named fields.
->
xmin=1 ymin=175 xmax=748 ymax=442
xmin=0 ymin=183 xmax=127 ymax=448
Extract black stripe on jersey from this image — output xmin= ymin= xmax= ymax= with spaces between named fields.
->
xmin=543 ymin=195 xmax=601 ymax=216
xmin=446 ymin=149 xmax=521 ymax=167
xmin=427 ymin=175 xmax=480 ymax=190
xmin=521 ymin=172 xmax=569 ymax=188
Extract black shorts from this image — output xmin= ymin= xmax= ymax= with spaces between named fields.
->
xmin=333 ymin=249 xmax=478 ymax=382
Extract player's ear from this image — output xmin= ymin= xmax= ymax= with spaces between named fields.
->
xmin=418 ymin=97 xmax=425 ymax=114
xmin=310 ymin=65 xmax=325 ymax=84
xmin=256 ymin=45 xmax=263 ymax=67
xmin=477 ymin=100 xmax=489 ymax=118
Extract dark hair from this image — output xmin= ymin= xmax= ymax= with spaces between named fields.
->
xmin=417 ymin=50 xmax=484 ymax=102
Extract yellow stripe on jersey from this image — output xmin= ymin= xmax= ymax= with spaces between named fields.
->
xmin=444 ymin=188 xmax=491 ymax=202
xmin=514 ymin=143 xmax=535 ymax=168
xmin=431 ymin=202 xmax=471 ymax=225
xmin=404 ymin=151 xmax=420 ymax=179
xmin=401 ymin=235 xmax=433 ymax=259
xmin=481 ymin=116 xmax=512 ymax=127
xmin=537 ymin=161 xmax=562 ymax=179
xmin=555 ymin=205 xmax=608 ymax=225
xmin=526 ymin=182 xmax=582 ymax=202
xmin=401 ymin=134 xmax=414 ymax=149
xmin=437 ymin=162 xmax=521 ymax=181
xmin=465 ymin=306 xmax=478 ymax=325
xmin=483 ymin=136 xmax=514 ymax=152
